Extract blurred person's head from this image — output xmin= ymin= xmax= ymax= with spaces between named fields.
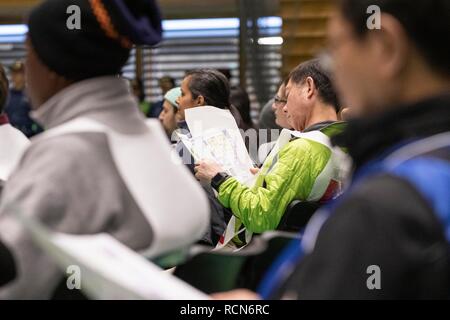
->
xmin=159 ymin=76 xmax=176 ymax=96
xmin=218 ymin=69 xmax=232 ymax=82
xmin=284 ymin=59 xmax=340 ymax=131
xmin=176 ymin=69 xmax=230 ymax=121
xmin=271 ymin=80 xmax=291 ymax=129
xmin=339 ymin=107 xmax=353 ymax=121
xmin=130 ymin=78 xmax=146 ymax=102
xmin=0 ymin=64 xmax=9 ymax=113
xmin=25 ymin=0 xmax=162 ymax=109
xmin=230 ymin=86 xmax=253 ymax=129
xmin=9 ymin=61 xmax=26 ymax=91
xmin=329 ymin=0 xmax=450 ymax=117
xmin=159 ymin=87 xmax=181 ymax=136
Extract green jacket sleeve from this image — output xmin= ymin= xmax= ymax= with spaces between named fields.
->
xmin=217 ymin=138 xmax=331 ymax=233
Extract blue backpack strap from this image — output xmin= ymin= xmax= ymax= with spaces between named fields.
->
xmin=386 ymin=155 xmax=450 ymax=242
xmin=257 ymin=207 xmax=332 ymax=299
xmin=257 ymin=237 xmax=303 ymax=299
xmin=360 ymin=132 xmax=450 ymax=242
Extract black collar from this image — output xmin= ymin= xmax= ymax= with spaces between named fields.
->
xmin=303 ymin=121 xmax=337 ymax=132
xmin=332 ymin=93 xmax=450 ymax=169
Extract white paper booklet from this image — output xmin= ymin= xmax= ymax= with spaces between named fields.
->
xmin=14 ymin=209 xmax=210 ymax=300
xmin=181 ymin=106 xmax=256 ymax=187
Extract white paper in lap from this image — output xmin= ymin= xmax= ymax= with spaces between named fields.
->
xmin=53 ymin=233 xmax=209 ymax=300
xmin=14 ymin=210 xmax=208 ymax=300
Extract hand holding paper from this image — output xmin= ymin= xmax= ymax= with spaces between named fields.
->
xmin=194 ymin=160 xmax=224 ymax=184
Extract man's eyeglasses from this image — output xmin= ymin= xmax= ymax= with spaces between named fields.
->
xmin=274 ymin=96 xmax=287 ymax=105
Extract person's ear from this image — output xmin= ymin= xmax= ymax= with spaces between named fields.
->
xmin=46 ymin=68 xmax=61 ymax=83
xmin=196 ymin=95 xmax=205 ymax=106
xmin=369 ymin=13 xmax=409 ymax=79
xmin=53 ymin=72 xmax=73 ymax=91
xmin=305 ymin=77 xmax=315 ymax=100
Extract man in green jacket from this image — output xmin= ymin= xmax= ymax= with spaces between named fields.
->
xmin=195 ymin=59 xmax=347 ymax=247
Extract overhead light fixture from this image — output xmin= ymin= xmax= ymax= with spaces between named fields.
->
xmin=257 ymin=37 xmax=283 ymax=45
xmin=0 ymin=24 xmax=28 ymax=36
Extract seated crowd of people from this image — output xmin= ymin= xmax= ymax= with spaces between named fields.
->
xmin=0 ymin=0 xmax=449 ymax=299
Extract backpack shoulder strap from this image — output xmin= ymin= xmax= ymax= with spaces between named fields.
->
xmin=383 ymin=132 xmax=450 ymax=242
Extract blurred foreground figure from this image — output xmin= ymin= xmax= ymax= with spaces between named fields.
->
xmin=0 ymin=64 xmax=27 ymax=287
xmin=0 ymin=0 xmax=209 ymax=299
xmin=218 ymin=0 xmax=450 ymax=300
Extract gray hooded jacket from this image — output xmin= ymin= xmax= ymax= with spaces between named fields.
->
xmin=0 ymin=76 xmax=208 ymax=299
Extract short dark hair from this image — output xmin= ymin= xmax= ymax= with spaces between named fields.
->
xmin=218 ymin=69 xmax=232 ymax=81
xmin=0 ymin=64 xmax=9 ymax=113
xmin=289 ymin=59 xmax=340 ymax=112
xmin=230 ymin=86 xmax=253 ymax=127
xmin=131 ymin=78 xmax=145 ymax=102
xmin=338 ymin=0 xmax=450 ymax=76
xmin=159 ymin=76 xmax=176 ymax=87
xmin=185 ymin=69 xmax=230 ymax=109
